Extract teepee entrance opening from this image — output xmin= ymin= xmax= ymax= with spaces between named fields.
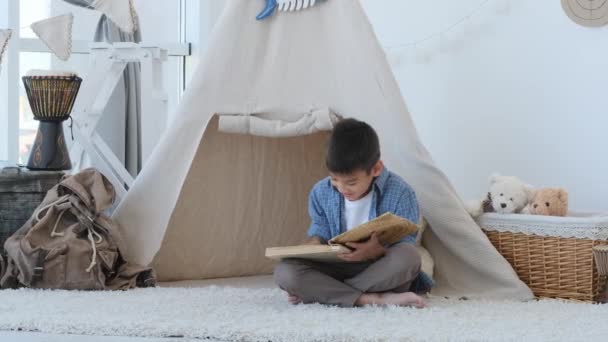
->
xmin=152 ymin=115 xmax=331 ymax=281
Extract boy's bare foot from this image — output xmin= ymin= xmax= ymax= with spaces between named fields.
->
xmin=355 ymin=291 xmax=427 ymax=308
xmin=287 ymin=293 xmax=303 ymax=304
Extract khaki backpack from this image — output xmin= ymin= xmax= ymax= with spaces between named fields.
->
xmin=1 ymin=168 xmax=155 ymax=290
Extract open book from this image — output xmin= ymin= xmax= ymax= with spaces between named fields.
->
xmin=265 ymin=213 xmax=419 ymax=262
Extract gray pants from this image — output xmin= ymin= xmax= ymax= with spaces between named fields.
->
xmin=273 ymin=243 xmax=421 ymax=307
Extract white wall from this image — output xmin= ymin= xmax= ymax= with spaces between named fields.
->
xmin=361 ymin=0 xmax=608 ymax=211
xmin=191 ymin=0 xmax=608 ymax=211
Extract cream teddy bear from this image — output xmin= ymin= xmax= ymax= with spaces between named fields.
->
xmin=466 ymin=174 xmax=534 ymax=217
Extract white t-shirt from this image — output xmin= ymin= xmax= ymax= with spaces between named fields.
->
xmin=344 ymin=190 xmax=374 ymax=231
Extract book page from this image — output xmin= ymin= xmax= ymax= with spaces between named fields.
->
xmin=329 ymin=212 xmax=418 ymax=245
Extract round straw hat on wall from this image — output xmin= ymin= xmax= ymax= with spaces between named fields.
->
xmin=562 ymin=0 xmax=608 ymax=27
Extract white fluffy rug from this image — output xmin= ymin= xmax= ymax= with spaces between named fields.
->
xmin=0 ymin=286 xmax=607 ymax=341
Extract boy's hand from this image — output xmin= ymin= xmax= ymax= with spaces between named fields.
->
xmin=337 ymin=232 xmax=386 ymax=262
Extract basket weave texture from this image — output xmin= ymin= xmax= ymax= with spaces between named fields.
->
xmin=484 ymin=229 xmax=608 ymax=302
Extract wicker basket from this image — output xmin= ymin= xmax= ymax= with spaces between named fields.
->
xmin=478 ymin=213 xmax=608 ymax=302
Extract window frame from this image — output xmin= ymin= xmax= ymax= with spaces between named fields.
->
xmin=0 ymin=0 xmax=20 ymax=162
xmin=1 ymin=0 xmax=194 ymax=164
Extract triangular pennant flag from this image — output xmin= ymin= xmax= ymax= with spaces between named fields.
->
xmin=30 ymin=13 xmax=73 ymax=61
xmin=92 ymin=0 xmax=138 ymax=34
xmin=0 ymin=29 xmax=12 ymax=74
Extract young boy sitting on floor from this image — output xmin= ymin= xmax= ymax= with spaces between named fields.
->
xmin=274 ymin=118 xmax=433 ymax=308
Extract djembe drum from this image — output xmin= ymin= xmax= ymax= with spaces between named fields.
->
xmin=22 ymin=72 xmax=82 ymax=170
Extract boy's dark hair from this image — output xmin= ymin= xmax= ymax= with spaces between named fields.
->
xmin=326 ymin=118 xmax=380 ymax=174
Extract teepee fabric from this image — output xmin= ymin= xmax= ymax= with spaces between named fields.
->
xmin=217 ymin=108 xmax=340 ymax=137
xmin=30 ymin=13 xmax=74 ymax=61
xmin=113 ymin=0 xmax=533 ymax=300
xmin=92 ymin=0 xmax=138 ymax=34
xmin=0 ymin=29 xmax=12 ymax=75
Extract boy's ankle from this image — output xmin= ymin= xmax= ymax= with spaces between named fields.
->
xmin=354 ymin=293 xmax=379 ymax=306
xmin=355 ymin=291 xmax=427 ymax=308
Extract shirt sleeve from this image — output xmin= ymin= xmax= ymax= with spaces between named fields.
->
xmin=393 ymin=188 xmax=420 ymax=244
xmin=307 ymin=187 xmax=331 ymax=242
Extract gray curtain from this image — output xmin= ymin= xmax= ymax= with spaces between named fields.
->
xmin=63 ymin=0 xmax=142 ymax=177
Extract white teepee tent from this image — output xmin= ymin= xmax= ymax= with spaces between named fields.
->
xmin=114 ymin=0 xmax=533 ymax=300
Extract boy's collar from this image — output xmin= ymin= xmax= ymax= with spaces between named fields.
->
xmin=373 ymin=167 xmax=389 ymax=195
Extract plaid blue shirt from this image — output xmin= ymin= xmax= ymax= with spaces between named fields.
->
xmin=307 ymin=167 xmax=434 ymax=293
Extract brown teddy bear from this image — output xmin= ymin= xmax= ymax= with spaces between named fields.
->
xmin=523 ymin=188 xmax=568 ymax=217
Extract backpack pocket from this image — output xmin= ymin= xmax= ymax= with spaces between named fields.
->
xmin=40 ymin=253 xmax=67 ymax=289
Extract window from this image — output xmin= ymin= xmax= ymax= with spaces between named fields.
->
xmin=0 ymin=0 xmax=17 ymax=162
xmin=16 ymin=1 xmax=99 ymax=162
xmin=0 ymin=0 xmax=193 ymax=165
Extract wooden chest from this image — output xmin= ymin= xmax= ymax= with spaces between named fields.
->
xmin=0 ymin=162 xmax=64 ymax=253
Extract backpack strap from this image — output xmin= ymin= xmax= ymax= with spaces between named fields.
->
xmin=31 ymin=249 xmax=48 ymax=285
xmin=68 ymin=195 xmax=105 ymax=273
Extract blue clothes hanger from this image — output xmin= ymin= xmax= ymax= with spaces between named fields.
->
xmin=256 ymin=0 xmax=278 ymax=20
xmin=256 ymin=0 xmax=327 ymax=21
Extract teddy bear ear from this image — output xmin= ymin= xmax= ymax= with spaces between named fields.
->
xmin=489 ymin=173 xmax=502 ymax=184
xmin=558 ymin=188 xmax=569 ymax=203
xmin=524 ymin=185 xmax=536 ymax=202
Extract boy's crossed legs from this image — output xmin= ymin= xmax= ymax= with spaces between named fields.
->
xmin=274 ymin=243 xmax=426 ymax=307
